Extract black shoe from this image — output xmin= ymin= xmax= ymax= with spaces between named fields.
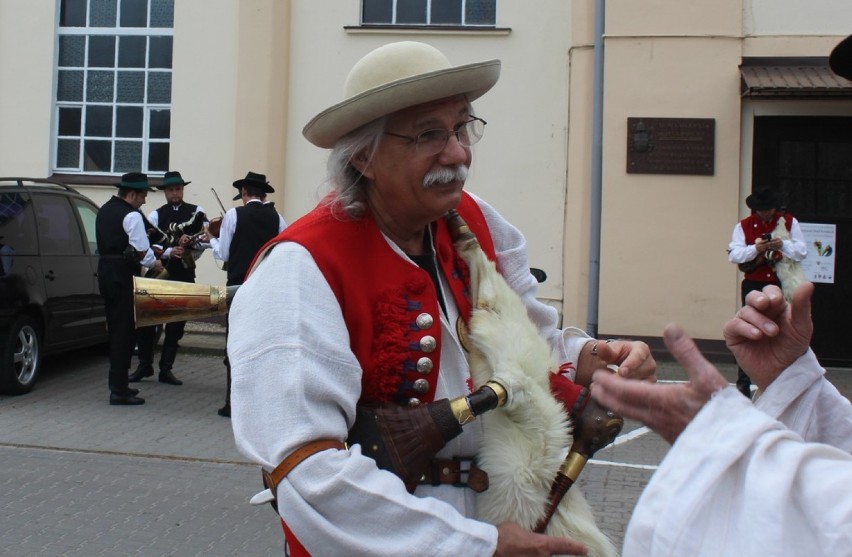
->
xmin=110 ymin=393 xmax=145 ymax=405
xmin=158 ymin=370 xmax=183 ymax=386
xmin=217 ymin=404 xmax=231 ymax=418
xmin=128 ymin=387 xmax=139 ymax=396
xmin=128 ymin=364 xmax=154 ymax=382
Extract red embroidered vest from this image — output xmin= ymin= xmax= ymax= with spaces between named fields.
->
xmin=740 ymin=211 xmax=793 ymax=283
xmin=257 ymin=192 xmax=496 ymax=405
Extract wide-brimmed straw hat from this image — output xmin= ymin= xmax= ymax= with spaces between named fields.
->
xmin=829 ymin=34 xmax=852 ymax=81
xmin=157 ymin=170 xmax=191 ymax=189
xmin=302 ymin=41 xmax=501 ymax=149
xmin=232 ymin=171 xmax=274 ymax=200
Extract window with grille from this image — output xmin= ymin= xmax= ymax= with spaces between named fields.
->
xmin=362 ymin=0 xmax=495 ymax=26
xmin=55 ymin=0 xmax=174 ymax=176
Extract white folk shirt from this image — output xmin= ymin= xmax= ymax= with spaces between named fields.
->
xmin=228 ymin=194 xmax=591 ymax=556
xmin=727 ymin=215 xmax=808 ymax=265
xmin=124 ymin=211 xmax=156 ymax=268
xmin=624 ymin=351 xmax=852 ymax=557
xmin=209 ymin=200 xmax=286 ymax=263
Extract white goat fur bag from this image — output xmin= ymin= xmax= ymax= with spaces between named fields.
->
xmin=454 ymin=230 xmax=618 ymax=557
xmin=772 ymin=216 xmax=804 ymax=302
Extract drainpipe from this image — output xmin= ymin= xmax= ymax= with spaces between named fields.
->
xmin=586 ymin=0 xmax=605 ymax=337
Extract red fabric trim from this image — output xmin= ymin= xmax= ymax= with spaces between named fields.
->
xmin=549 ymin=365 xmax=587 ymax=417
xmin=280 ymin=519 xmax=310 ymax=557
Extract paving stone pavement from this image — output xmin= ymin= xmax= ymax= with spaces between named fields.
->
xmin=1 ymin=325 xmax=849 ymax=556
xmin=0 ymin=333 xmax=283 ymax=557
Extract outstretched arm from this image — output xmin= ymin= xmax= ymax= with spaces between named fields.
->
xmin=590 ymin=324 xmax=726 ymax=444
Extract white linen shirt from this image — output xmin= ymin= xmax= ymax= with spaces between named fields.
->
xmin=124 ymin=211 xmax=156 ymax=268
xmin=753 ymin=348 xmax=852 ymax=453
xmin=210 ymin=200 xmax=286 ymax=262
xmin=727 ymin=215 xmax=807 ymax=264
xmin=623 ymin=386 xmax=852 ymax=557
xmin=228 ymin=194 xmax=590 ymax=556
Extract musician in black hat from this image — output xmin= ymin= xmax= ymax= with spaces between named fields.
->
xmin=204 ymin=171 xmax=286 ymax=417
xmin=130 ymin=170 xmax=209 ymax=386
xmin=96 ymin=172 xmax=163 ymax=405
xmin=727 ymin=186 xmax=806 ymax=397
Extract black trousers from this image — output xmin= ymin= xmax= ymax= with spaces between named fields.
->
xmin=101 ymin=276 xmax=136 ymax=395
xmin=737 ymin=278 xmax=780 ymax=393
xmin=136 ymin=274 xmax=193 ymax=366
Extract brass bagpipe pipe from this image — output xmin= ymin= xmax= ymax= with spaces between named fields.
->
xmin=532 ymin=398 xmax=623 ymax=534
xmin=132 ymin=276 xmax=237 ymax=328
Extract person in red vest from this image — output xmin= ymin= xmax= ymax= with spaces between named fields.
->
xmin=227 ymin=41 xmax=657 ymax=556
xmin=727 ymin=187 xmax=807 ymax=397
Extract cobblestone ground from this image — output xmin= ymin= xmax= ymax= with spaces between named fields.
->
xmin=2 ymin=344 xmax=849 ymax=555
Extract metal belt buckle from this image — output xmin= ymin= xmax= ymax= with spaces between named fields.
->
xmin=452 ymin=456 xmax=474 ymax=488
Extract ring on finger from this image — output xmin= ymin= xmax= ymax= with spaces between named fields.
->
xmin=591 ymin=342 xmax=599 ymax=356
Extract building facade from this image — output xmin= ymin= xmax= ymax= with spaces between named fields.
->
xmin=1 ymin=0 xmax=850 ymax=362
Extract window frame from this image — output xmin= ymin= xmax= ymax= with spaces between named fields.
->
xmin=53 ymin=0 xmax=173 ymax=181
xmin=359 ymin=0 xmax=498 ymax=28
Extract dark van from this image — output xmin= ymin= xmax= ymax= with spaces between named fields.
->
xmin=0 ymin=177 xmax=107 ymax=394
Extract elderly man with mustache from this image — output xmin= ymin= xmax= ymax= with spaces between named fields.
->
xmin=227 ymin=41 xmax=656 ymax=556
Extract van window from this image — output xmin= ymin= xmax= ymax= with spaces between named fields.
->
xmin=32 ymin=194 xmax=85 ymax=255
xmin=72 ymin=198 xmax=99 ymax=254
xmin=0 ymin=192 xmax=38 ymax=256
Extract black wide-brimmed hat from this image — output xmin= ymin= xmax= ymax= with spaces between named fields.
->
xmin=829 ymin=34 xmax=852 ymax=81
xmin=746 ymin=187 xmax=780 ymax=211
xmin=116 ymin=172 xmax=154 ymax=192
xmin=157 ymin=170 xmax=191 ymax=190
xmin=232 ymin=171 xmax=274 ymax=200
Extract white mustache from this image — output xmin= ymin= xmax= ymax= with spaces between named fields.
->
xmin=423 ymin=165 xmax=468 ymax=188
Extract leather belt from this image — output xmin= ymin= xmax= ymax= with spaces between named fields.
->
xmin=418 ymin=457 xmax=489 ymax=493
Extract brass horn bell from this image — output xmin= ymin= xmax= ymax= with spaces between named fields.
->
xmin=132 ymin=276 xmax=237 ymax=328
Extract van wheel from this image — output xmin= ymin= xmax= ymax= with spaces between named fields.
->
xmin=0 ymin=315 xmax=42 ymax=395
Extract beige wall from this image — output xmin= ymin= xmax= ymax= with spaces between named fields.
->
xmin=0 ymin=0 xmax=57 ymax=173
xmin=283 ymin=1 xmax=575 ymax=307
xmin=1 ymin=0 xmax=849 ymax=344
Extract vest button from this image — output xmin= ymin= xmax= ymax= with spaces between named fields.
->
xmin=415 ymin=313 xmax=434 ymax=329
xmin=419 ymin=335 xmax=437 ymax=353
xmin=413 ymin=378 xmax=430 ymax=394
xmin=407 ymin=398 xmax=421 ymax=407
xmin=416 ymin=357 xmax=433 ymax=374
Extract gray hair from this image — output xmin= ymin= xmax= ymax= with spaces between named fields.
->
xmin=323 ymin=100 xmax=476 ymax=218
xmin=324 ymin=116 xmax=387 ymax=218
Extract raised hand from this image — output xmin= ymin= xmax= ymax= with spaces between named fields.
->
xmin=723 ymin=282 xmax=813 ymax=390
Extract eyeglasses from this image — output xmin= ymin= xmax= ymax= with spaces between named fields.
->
xmin=384 ymin=117 xmax=487 ymax=156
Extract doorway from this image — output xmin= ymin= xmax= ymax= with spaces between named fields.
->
xmin=753 ymin=116 xmax=852 ymax=365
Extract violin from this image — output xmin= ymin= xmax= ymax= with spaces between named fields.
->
xmin=206 ymin=216 xmax=223 ymax=238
